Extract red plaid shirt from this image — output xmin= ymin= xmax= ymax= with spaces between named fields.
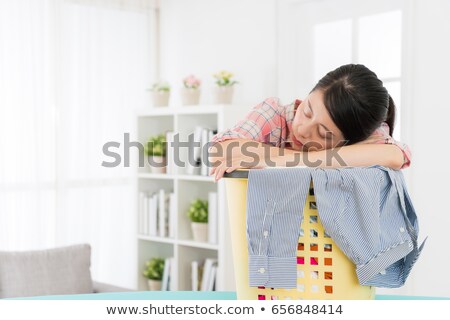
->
xmin=210 ymin=97 xmax=411 ymax=169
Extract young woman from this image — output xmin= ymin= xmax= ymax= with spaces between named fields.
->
xmin=208 ymin=64 xmax=411 ymax=181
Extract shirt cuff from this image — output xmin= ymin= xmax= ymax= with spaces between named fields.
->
xmin=249 ymin=255 xmax=297 ymax=289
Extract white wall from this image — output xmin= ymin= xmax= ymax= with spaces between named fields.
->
xmin=159 ymin=0 xmax=278 ymax=106
xmin=159 ymin=0 xmax=450 ymax=297
xmin=404 ymin=0 xmax=450 ymax=298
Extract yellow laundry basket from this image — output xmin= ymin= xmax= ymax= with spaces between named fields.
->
xmin=224 ymin=169 xmax=375 ymax=300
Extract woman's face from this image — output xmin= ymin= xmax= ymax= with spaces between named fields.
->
xmin=290 ymin=90 xmax=345 ymax=151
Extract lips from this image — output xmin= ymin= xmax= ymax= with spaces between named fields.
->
xmin=291 ymin=134 xmax=303 ymax=146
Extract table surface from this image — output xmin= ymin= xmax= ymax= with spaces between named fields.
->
xmin=15 ymin=291 xmax=449 ymax=300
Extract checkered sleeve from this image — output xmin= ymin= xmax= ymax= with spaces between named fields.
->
xmin=210 ymin=97 xmax=282 ymax=147
xmin=372 ymin=123 xmax=412 ymax=169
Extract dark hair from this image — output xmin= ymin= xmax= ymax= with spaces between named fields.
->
xmin=312 ymin=64 xmax=395 ymax=145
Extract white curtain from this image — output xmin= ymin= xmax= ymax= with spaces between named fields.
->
xmin=0 ymin=0 xmax=157 ymax=289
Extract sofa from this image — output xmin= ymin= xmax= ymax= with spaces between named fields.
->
xmin=0 ymin=243 xmax=132 ymax=299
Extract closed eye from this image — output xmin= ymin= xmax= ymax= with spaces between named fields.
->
xmin=321 ymin=131 xmax=332 ymax=140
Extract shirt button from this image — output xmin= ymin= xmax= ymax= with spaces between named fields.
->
xmin=259 ymin=268 xmax=266 ymax=274
xmin=399 ymin=227 xmax=405 ymax=233
xmin=263 ymin=231 xmax=269 ymax=238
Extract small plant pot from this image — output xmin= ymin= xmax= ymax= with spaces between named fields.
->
xmin=213 ymin=86 xmax=234 ymax=104
xmin=147 ymin=279 xmax=162 ymax=291
xmin=191 ymin=222 xmax=208 ymax=242
xmin=152 ymin=91 xmax=170 ymax=107
xmin=148 ymin=155 xmax=166 ymax=174
xmin=180 ymin=88 xmax=201 ymax=106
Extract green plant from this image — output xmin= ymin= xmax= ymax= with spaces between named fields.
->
xmin=187 ymin=198 xmax=208 ymax=223
xmin=149 ymin=81 xmax=171 ymax=92
xmin=213 ymin=70 xmax=238 ymax=87
xmin=143 ymin=257 xmax=165 ymax=280
xmin=144 ymin=134 xmax=166 ymax=157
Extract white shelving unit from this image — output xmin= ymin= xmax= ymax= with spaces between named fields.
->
xmin=136 ymin=104 xmax=247 ymax=291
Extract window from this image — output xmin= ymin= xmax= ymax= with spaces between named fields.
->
xmin=278 ymin=0 xmax=407 ymax=141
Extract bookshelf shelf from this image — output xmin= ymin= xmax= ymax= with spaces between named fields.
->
xmin=136 ymin=103 xmax=247 ymax=292
xmin=177 ymin=175 xmax=215 ymax=182
xmin=177 ymin=239 xmax=220 ymax=250
xmin=138 ymin=173 xmax=176 ymax=180
xmin=137 ymin=235 xmax=176 ymax=244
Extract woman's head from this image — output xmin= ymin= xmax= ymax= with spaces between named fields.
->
xmin=290 ymin=64 xmax=395 ymax=151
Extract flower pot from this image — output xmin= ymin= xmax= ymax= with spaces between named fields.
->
xmin=213 ymin=86 xmax=234 ymax=104
xmin=180 ymin=88 xmax=201 ymax=106
xmin=191 ymin=222 xmax=208 ymax=242
xmin=148 ymin=155 xmax=166 ymax=174
xmin=152 ymin=91 xmax=170 ymax=107
xmin=147 ymin=279 xmax=162 ymax=291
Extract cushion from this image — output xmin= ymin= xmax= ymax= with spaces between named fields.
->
xmin=0 ymin=244 xmax=94 ymax=298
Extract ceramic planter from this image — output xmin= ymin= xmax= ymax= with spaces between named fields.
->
xmin=191 ymin=222 xmax=208 ymax=242
xmin=180 ymin=88 xmax=201 ymax=105
xmin=152 ymin=91 xmax=170 ymax=107
xmin=213 ymin=86 xmax=234 ymax=104
xmin=147 ymin=279 xmax=162 ymax=291
xmin=148 ymin=155 xmax=166 ymax=174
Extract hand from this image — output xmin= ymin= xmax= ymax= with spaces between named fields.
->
xmin=208 ymin=140 xmax=267 ymax=181
xmin=354 ymin=134 xmax=388 ymax=145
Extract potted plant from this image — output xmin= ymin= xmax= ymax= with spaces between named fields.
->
xmin=144 ymin=134 xmax=167 ymax=173
xmin=180 ymin=74 xmax=201 ymax=106
xmin=187 ymin=198 xmax=208 ymax=242
xmin=143 ymin=257 xmax=165 ymax=291
xmin=149 ymin=81 xmax=170 ymax=107
xmin=213 ymin=70 xmax=238 ymax=104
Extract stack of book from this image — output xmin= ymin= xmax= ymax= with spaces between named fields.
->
xmin=138 ymin=189 xmax=176 ymax=238
xmin=185 ymin=125 xmax=218 ymax=176
xmin=191 ymin=258 xmax=218 ymax=291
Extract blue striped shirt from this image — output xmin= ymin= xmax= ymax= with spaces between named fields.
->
xmin=246 ymin=166 xmax=426 ymax=288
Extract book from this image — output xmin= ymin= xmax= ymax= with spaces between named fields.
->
xmin=208 ymin=192 xmax=218 ymax=244
xmin=143 ymin=193 xmax=149 ymax=235
xmin=191 ymin=260 xmax=199 ymax=291
xmin=200 ymin=128 xmax=209 ymax=176
xmin=200 ymin=258 xmax=218 ymax=291
xmin=161 ymin=257 xmax=171 ymax=291
xmin=168 ymin=192 xmax=176 ymax=238
xmin=139 ymin=192 xmax=146 ymax=235
xmin=166 ymin=131 xmax=174 ymax=175
xmin=149 ymin=193 xmax=158 ymax=237
xmin=186 ymin=126 xmax=204 ymax=175
xmin=208 ymin=265 xmax=217 ymax=291
xmin=192 ymin=126 xmax=204 ymax=163
xmin=158 ymin=189 xmax=169 ymax=237
xmin=168 ymin=257 xmax=176 ymax=291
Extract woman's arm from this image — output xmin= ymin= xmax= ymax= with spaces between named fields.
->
xmin=209 ymin=139 xmax=404 ymax=181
